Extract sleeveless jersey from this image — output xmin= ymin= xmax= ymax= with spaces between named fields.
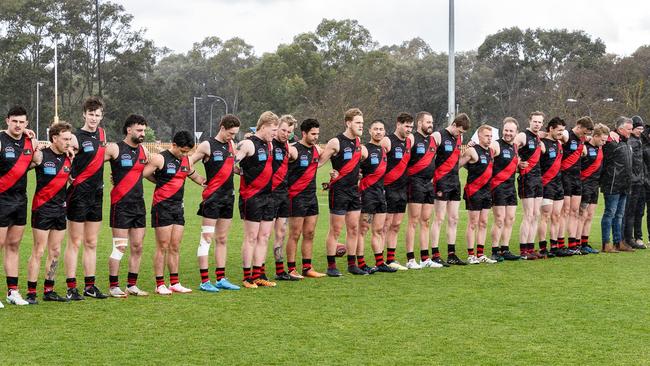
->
xmin=329 ymin=133 xmax=361 ymax=190
xmin=407 ymin=131 xmax=436 ymax=179
xmin=202 ymin=138 xmax=235 ymax=200
xmin=540 ymin=138 xmax=563 ymax=186
xmin=580 ymin=141 xmax=603 ymax=184
xmin=152 ymin=150 xmax=190 ymax=207
xmin=384 ymin=133 xmax=411 ymax=187
xmin=359 ymin=142 xmax=387 ymax=192
xmin=71 ymin=128 xmax=106 ymax=189
xmin=491 ymin=139 xmax=518 ymax=190
xmin=464 ymin=145 xmax=493 ymax=198
xmin=271 ymin=138 xmax=289 ymax=193
xmin=240 ymin=135 xmax=273 ymax=200
xmin=0 ymin=132 xmax=32 ymax=198
xmin=288 ymin=143 xmax=319 ymax=199
xmin=434 ymin=128 xmax=461 ymax=184
xmin=110 ymin=141 xmax=146 ymax=204
xmin=33 ymin=147 xmax=71 ymax=211
xmin=561 ymin=129 xmax=584 ymax=176
xmin=518 ymin=129 xmax=542 ymax=177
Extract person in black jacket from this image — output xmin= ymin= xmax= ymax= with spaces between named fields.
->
xmin=623 ymin=117 xmax=646 ymax=249
xmin=638 ymin=116 xmax=650 ymax=247
xmin=600 ymin=116 xmax=634 ymax=253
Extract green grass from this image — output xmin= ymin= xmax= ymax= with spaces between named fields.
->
xmin=1 ymin=167 xmax=648 ymax=365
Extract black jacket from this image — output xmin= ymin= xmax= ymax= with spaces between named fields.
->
xmin=600 ymin=134 xmax=633 ymax=194
xmin=628 ymin=134 xmax=644 ymax=186
xmin=642 ymin=125 xmax=650 ymax=188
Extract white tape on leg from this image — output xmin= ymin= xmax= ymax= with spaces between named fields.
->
xmin=197 ymin=226 xmax=215 ymax=256
xmin=110 ymin=238 xmax=128 ymax=261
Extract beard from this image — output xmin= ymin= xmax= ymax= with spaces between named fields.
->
xmin=131 ymin=135 xmax=144 ymax=144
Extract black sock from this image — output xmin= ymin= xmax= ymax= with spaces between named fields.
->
xmin=448 ymin=244 xmax=456 ymax=254
xmin=491 ymin=246 xmax=499 ymax=255
xmin=500 ymin=245 xmax=510 ymax=253
xmin=406 ymin=251 xmax=415 ymax=260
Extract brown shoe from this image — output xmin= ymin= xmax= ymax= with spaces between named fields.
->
xmin=602 ymin=243 xmax=619 ymax=253
xmin=617 ymin=242 xmax=635 ymax=252
xmin=302 ymin=268 xmax=326 ymax=278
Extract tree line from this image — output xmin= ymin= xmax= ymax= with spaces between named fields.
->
xmin=1 ymin=0 xmax=649 ymax=141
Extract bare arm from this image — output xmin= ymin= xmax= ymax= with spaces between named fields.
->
xmin=143 ymin=153 xmax=163 ymax=183
xmin=318 ymin=138 xmax=339 ymax=167
xmin=288 ymin=145 xmax=298 ymax=162
xmin=29 ymin=149 xmax=43 ymax=169
xmin=104 ymin=142 xmax=119 ymax=161
xmin=187 ymin=160 xmax=206 ymax=186
xmin=490 ymin=140 xmax=501 ymax=157
xmin=360 ymin=144 xmax=368 ymax=161
xmin=234 ymin=139 xmax=254 ymax=164
xmin=380 ymin=136 xmax=391 ymax=153
xmin=459 ymin=146 xmax=476 ymax=167
xmin=190 ymin=141 xmax=210 ymax=165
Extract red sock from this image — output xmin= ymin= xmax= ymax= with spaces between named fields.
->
xmin=386 ymin=248 xmax=396 ymax=262
xmin=252 ymin=266 xmax=262 ymax=280
xmin=477 ymin=245 xmax=484 ymax=256
xmin=357 ymin=256 xmax=366 ymax=268
xmin=169 ymin=273 xmax=179 ymax=286
xmin=374 ymin=252 xmax=384 ymax=266
xmin=155 ymin=276 xmax=165 ymax=287
xmin=243 ymin=267 xmax=252 ymax=281
xmin=468 ymin=248 xmax=475 ymax=256
xmin=215 ymin=268 xmax=225 ymax=281
xmin=200 ymin=268 xmax=209 ymax=283
xmin=275 ymin=261 xmax=285 ymax=275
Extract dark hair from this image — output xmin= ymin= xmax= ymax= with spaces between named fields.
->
xmin=452 ymin=113 xmax=471 ymax=130
xmin=172 ymin=130 xmax=194 ymax=149
xmin=83 ymin=96 xmax=104 ymax=113
xmin=7 ymin=106 xmax=27 ymax=119
xmin=48 ymin=121 xmax=72 ymax=142
xmin=370 ymin=119 xmax=384 ymax=128
xmin=220 ymin=114 xmax=241 ymax=130
xmin=122 ymin=114 xmax=147 ymax=135
xmin=546 ymin=116 xmax=566 ymax=131
xmin=396 ymin=112 xmax=414 ymax=124
xmin=301 ymin=118 xmax=320 ymax=133
xmin=575 ymin=116 xmax=594 ymax=130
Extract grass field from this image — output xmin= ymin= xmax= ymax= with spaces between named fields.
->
xmin=1 ymin=166 xmax=649 ymax=365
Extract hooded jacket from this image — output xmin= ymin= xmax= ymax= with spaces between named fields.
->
xmin=600 ymin=133 xmax=633 ymax=194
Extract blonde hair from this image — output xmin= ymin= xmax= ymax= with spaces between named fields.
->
xmin=529 ymin=111 xmax=546 ymax=120
xmin=592 ymin=123 xmax=610 ymax=137
xmin=502 ymin=117 xmax=519 ymax=128
xmin=344 ymin=108 xmax=363 ymax=122
xmin=256 ymin=111 xmax=280 ymax=130
xmin=279 ymin=114 xmax=297 ymax=127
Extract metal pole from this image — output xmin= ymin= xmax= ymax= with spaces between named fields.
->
xmin=96 ymin=0 xmax=102 ymax=97
xmin=54 ymin=41 xmax=59 ymax=124
xmin=448 ymin=0 xmax=455 ymax=123
xmin=193 ymin=96 xmax=202 ymax=143
xmin=209 ymin=102 xmax=215 ymax=137
xmin=36 ymin=82 xmax=43 ymax=139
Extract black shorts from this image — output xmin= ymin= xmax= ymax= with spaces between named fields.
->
xmin=385 ymin=185 xmax=407 ymax=213
xmin=198 ymin=193 xmax=234 ymax=220
xmin=491 ymin=183 xmax=517 ymax=206
xmin=272 ymin=190 xmax=289 ymax=219
xmin=562 ymin=173 xmax=582 ymax=196
xmin=151 ymin=203 xmax=185 ymax=227
xmin=288 ymin=191 xmax=319 ymax=217
xmin=465 ymin=191 xmax=492 ymax=211
xmin=435 ymin=184 xmax=462 ymax=201
xmin=407 ymin=177 xmax=435 ymax=204
xmin=328 ymin=186 xmax=361 ymax=215
xmin=518 ymin=174 xmax=543 ymax=199
xmin=66 ymin=186 xmax=103 ymax=222
xmin=0 ymin=195 xmax=27 ymax=227
xmin=543 ymin=179 xmax=564 ymax=201
xmin=361 ymin=188 xmax=387 ymax=214
xmin=581 ymin=183 xmax=599 ymax=205
xmin=110 ymin=200 xmax=146 ymax=229
xmin=239 ymin=193 xmax=275 ymax=222
xmin=31 ymin=208 xmax=66 ymax=231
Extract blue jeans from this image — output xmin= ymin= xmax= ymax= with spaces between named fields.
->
xmin=601 ymin=193 xmax=627 ymax=244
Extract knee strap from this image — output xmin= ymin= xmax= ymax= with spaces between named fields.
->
xmin=110 ymin=238 xmax=128 ymax=261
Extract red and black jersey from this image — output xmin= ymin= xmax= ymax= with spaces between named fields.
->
xmin=271 ymin=138 xmax=289 ymax=193
xmin=580 ymin=141 xmax=603 ymax=184
xmin=359 ymin=142 xmax=387 ymax=192
xmin=518 ymin=129 xmax=542 ymax=177
xmin=152 ymin=150 xmax=190 ymax=207
xmin=384 ymin=133 xmax=411 ymax=187
xmin=202 ymin=138 xmax=235 ymax=200
xmin=407 ymin=131 xmax=436 ymax=179
xmin=0 ymin=132 xmax=33 ymax=198
xmin=32 ymin=147 xmax=71 ymax=211
xmin=561 ymin=129 xmax=584 ymax=176
xmin=329 ymin=133 xmax=361 ymax=190
xmin=491 ymin=139 xmax=518 ymax=190
xmin=540 ymin=138 xmax=563 ymax=186
xmin=434 ymin=128 xmax=461 ymax=184
xmin=240 ymin=135 xmax=273 ymax=200
xmin=71 ymin=127 xmax=106 ymax=189
xmin=110 ymin=141 xmax=146 ymax=205
xmin=288 ymin=142 xmax=319 ymax=199
xmin=465 ymin=145 xmax=493 ymax=198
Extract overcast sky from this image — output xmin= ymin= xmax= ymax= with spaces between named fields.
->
xmin=116 ymin=0 xmax=650 ymax=57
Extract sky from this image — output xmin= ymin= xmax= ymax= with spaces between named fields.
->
xmin=116 ymin=0 xmax=650 ymax=57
